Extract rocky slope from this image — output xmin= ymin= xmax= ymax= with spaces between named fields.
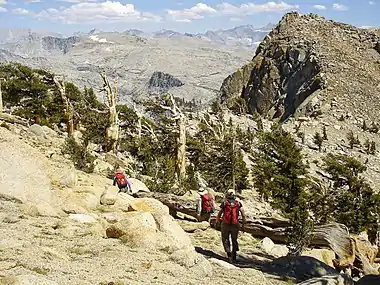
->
xmin=3 ymin=119 xmax=374 ymax=284
xmin=220 ymin=12 xmax=380 ymax=122
xmin=0 ymin=123 xmax=279 ymax=284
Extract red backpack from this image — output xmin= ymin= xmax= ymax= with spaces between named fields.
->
xmin=222 ymin=200 xmax=240 ymax=225
xmin=115 ymin=172 xmax=127 ymax=187
xmin=201 ymin=194 xmax=215 ymax=213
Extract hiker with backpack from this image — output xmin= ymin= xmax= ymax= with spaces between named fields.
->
xmin=113 ymin=168 xmax=132 ymax=194
xmin=196 ymin=188 xmax=216 ymax=222
xmin=215 ymin=189 xmax=246 ymax=263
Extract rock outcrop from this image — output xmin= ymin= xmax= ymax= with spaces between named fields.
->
xmin=148 ymin=71 xmax=184 ymax=93
xmin=356 ymin=275 xmax=380 ymax=285
xmin=298 ymin=274 xmax=353 ymax=285
xmin=0 ymin=127 xmax=54 ymax=206
xmin=220 ymin=12 xmax=380 ymax=122
xmin=269 ymin=256 xmax=338 ymax=282
xmin=220 ymin=61 xmax=255 ymax=103
xmin=42 ymin=36 xmax=80 ymax=54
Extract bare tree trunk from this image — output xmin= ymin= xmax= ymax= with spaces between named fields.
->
xmin=160 ymin=94 xmax=187 ymax=183
xmin=100 ymin=73 xmax=119 ymax=153
xmin=133 ymin=104 xmax=142 ymax=140
xmin=0 ymin=113 xmax=29 ymax=126
xmin=0 ymin=78 xmax=4 ymax=113
xmin=176 ymin=115 xmax=186 ymax=183
xmin=232 ymin=135 xmax=236 ymax=190
xmin=54 ymin=77 xmax=74 ymax=137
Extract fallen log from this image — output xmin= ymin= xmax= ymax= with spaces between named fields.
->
xmin=0 ymin=113 xmax=29 ymax=127
xmin=133 ymin=191 xmax=379 ymax=275
xmin=133 ymin=191 xmax=350 ymax=253
xmin=133 ymin=191 xmax=198 ymax=217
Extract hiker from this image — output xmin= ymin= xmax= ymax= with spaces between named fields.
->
xmin=196 ymin=188 xmax=216 ymax=222
xmin=113 ymin=168 xmax=132 ymax=193
xmin=215 ymin=189 xmax=246 ymax=263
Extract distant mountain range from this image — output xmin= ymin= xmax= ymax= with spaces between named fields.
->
xmin=0 ymin=24 xmax=276 ymax=51
xmin=0 ymin=28 xmax=62 ymax=44
xmin=0 ymin=24 xmax=274 ymax=105
xmin=123 ymin=24 xmax=276 ymax=49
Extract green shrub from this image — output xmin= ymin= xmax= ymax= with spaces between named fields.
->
xmin=63 ymin=137 xmax=95 ymax=173
xmin=0 ymin=122 xmax=10 ymax=130
xmin=227 ymin=97 xmax=247 ymax=115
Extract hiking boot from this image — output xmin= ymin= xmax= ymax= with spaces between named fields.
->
xmin=232 ymin=251 xmax=237 ymax=263
xmin=227 ymin=252 xmax=233 ymax=263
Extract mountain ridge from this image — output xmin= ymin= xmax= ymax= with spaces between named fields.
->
xmin=0 ymin=24 xmax=275 ymax=50
xmin=220 ymin=12 xmax=380 ymax=122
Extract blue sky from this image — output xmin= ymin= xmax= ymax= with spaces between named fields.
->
xmin=0 ymin=0 xmax=378 ymax=35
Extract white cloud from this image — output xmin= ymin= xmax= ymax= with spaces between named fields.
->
xmin=166 ymin=1 xmax=298 ymax=22
xmin=313 ymin=4 xmax=326 ymax=10
xmin=13 ymin=8 xmax=30 ymax=14
xmin=166 ymin=3 xmax=216 ymax=22
xmin=36 ymin=1 xmax=161 ymax=24
xmin=0 ymin=0 xmax=6 ymax=13
xmin=332 ymin=3 xmax=348 ymax=11
xmin=369 ymin=0 xmax=375 ymax=4
xmin=230 ymin=17 xmax=243 ymax=22
xmin=216 ymin=1 xmax=299 ymax=15
xmin=24 ymin=0 xmax=41 ymax=3
xmin=56 ymin=0 xmax=97 ymax=2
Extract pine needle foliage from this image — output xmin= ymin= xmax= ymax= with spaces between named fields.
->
xmin=251 ymin=124 xmax=313 ymax=254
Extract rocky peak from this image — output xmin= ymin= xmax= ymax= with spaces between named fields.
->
xmin=220 ymin=12 xmax=380 ymax=121
xmin=42 ymin=36 xmax=80 ymax=54
xmin=148 ymin=71 xmax=184 ymax=93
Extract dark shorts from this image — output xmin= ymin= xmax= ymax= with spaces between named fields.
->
xmin=118 ymin=184 xmax=129 ymax=192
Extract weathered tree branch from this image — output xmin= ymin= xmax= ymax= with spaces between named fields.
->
xmin=100 ymin=72 xmax=119 ymax=153
xmin=0 ymin=78 xmax=5 ymax=113
xmin=156 ymin=94 xmax=186 ymax=182
xmin=0 ymin=113 xmax=29 ymax=127
xmin=133 ymin=104 xmax=142 ymax=140
xmin=54 ymin=76 xmax=74 ymax=137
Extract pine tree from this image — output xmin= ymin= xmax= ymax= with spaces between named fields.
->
xmin=211 ymin=99 xmax=222 ymax=114
xmin=314 ymin=132 xmax=323 ymax=152
xmin=322 ymin=126 xmax=328 ymax=141
xmin=347 ymin=130 xmax=360 ymax=149
xmin=251 ymin=126 xmax=313 ymax=254
xmin=191 ymin=117 xmax=249 ymax=193
xmin=362 ymin=120 xmax=368 ymax=131
xmin=370 ymin=141 xmax=376 ymax=155
xmin=183 ymin=164 xmax=199 ymax=191
xmin=257 ymin=116 xmax=263 ymax=132
xmin=369 ymin=122 xmax=379 ymax=134
xmin=297 ymin=131 xmax=305 ymax=144
xmin=320 ymin=154 xmax=380 ymax=241
xmin=364 ymin=139 xmax=371 ymax=154
xmin=309 ymin=178 xmax=336 ymax=225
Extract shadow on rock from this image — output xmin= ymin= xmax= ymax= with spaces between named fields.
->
xmin=195 ymin=246 xmax=340 ymax=283
xmin=356 ymin=274 xmax=380 ymax=285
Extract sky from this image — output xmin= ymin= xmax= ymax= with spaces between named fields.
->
xmin=0 ymin=0 xmax=378 ymax=35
